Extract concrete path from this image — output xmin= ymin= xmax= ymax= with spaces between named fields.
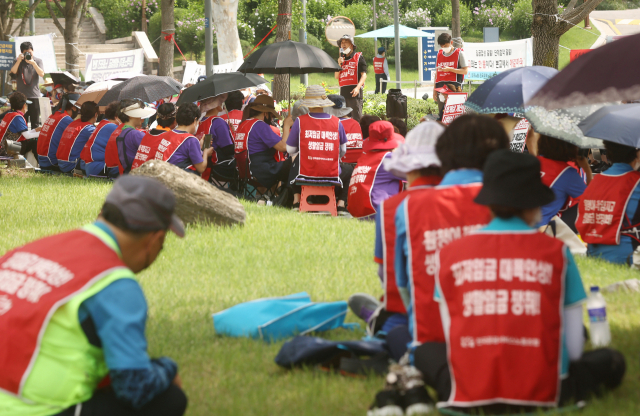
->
xmin=591 ymin=9 xmax=640 ymax=36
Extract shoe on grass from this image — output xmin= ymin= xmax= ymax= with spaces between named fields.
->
xmin=403 ymin=386 xmax=434 ymax=415
xmin=291 ymin=202 xmax=300 ymax=211
xmin=337 ymin=205 xmax=352 ymax=217
xmin=348 ymin=293 xmax=381 ymax=323
xmin=367 ymin=389 xmax=404 ymax=416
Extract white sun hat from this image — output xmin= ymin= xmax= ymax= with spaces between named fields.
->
xmin=121 ymin=101 xmax=157 ymax=119
xmin=382 ymin=121 xmax=444 ymax=178
xmin=298 ymin=85 xmax=336 ymax=108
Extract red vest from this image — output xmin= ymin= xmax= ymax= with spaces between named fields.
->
xmin=538 ymin=156 xmax=571 ymax=189
xmin=435 ymin=48 xmax=461 ymax=84
xmin=380 ymin=178 xmax=441 ymax=314
xmin=339 ymin=52 xmax=362 ymax=87
xmin=437 ymin=231 xmax=565 ymax=407
xmin=341 ymin=118 xmax=364 ymax=164
xmin=348 ymin=151 xmax=393 ymax=218
xmin=56 ymin=120 xmax=94 ymax=163
xmin=373 ymin=56 xmax=385 ymax=74
xmin=131 ymin=130 xmax=193 ymax=170
xmin=227 ymin=109 xmax=243 ymax=132
xmin=0 ymin=112 xmax=26 ymax=143
xmin=196 ymin=115 xmax=232 ymax=141
xmin=0 ymin=228 xmax=128 ymax=395
xmin=405 ymin=184 xmax=492 ymax=344
xmin=577 ymin=170 xmax=640 ymax=245
xmin=36 ymin=112 xmax=72 ymax=159
xmin=296 ymin=114 xmax=341 ymax=183
xmin=235 ymin=118 xmax=260 ymax=154
xmin=81 ymin=119 xmax=114 ymax=163
xmin=104 ymin=124 xmax=126 ymax=174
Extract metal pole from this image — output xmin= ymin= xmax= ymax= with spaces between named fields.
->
xmin=29 ymin=0 xmax=35 ymax=34
xmin=204 ymin=0 xmax=213 ymax=76
xmin=393 ymin=0 xmax=400 ymax=89
xmin=299 ymin=0 xmax=308 ymax=86
xmin=414 ymin=80 xmax=417 ymax=99
xmin=373 ymin=0 xmax=377 ymax=52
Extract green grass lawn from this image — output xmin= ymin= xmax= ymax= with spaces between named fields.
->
xmin=559 ymin=21 xmax=601 ymax=70
xmin=1 ymin=173 xmax=639 ymax=415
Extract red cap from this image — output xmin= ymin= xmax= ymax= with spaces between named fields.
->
xmin=363 ymin=121 xmax=404 ymax=152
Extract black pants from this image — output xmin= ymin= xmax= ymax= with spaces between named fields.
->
xmin=413 ymin=342 xmax=626 ymax=407
xmin=26 ymin=98 xmax=40 ymax=129
xmin=341 ymin=87 xmax=363 ymax=122
xmin=53 ymin=384 xmax=187 ymax=416
xmin=288 ymin=157 xmax=353 ymax=202
xmin=375 ymin=74 xmax=388 ymax=94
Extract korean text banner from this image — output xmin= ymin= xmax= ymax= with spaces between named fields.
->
xmin=0 ymin=41 xmax=15 ymax=71
xmin=182 ymin=59 xmax=244 ymax=85
xmin=464 ymin=38 xmax=533 ymax=81
xmin=84 ymin=49 xmax=145 ymax=82
xmin=12 ymin=34 xmax=57 ymax=73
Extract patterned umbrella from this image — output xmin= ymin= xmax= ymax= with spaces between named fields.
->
xmin=97 ymin=76 xmax=183 ymax=105
xmin=465 ymin=66 xmax=558 ymax=114
xmin=524 ymin=105 xmax=605 ymax=149
xmin=578 ymin=104 xmax=640 ymax=147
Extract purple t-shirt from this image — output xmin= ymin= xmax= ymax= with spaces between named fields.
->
xmin=206 ymin=117 xmax=234 ymax=150
xmin=370 ymin=152 xmax=404 ymax=210
xmin=121 ymin=127 xmax=146 ymax=169
xmin=287 ymin=113 xmax=348 ymax=149
xmin=167 ymin=129 xmax=203 ymax=166
xmin=247 ymin=120 xmax=282 ymax=155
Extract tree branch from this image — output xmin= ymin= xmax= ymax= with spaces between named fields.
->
xmin=561 ymin=0 xmax=604 ymax=26
xmin=13 ymin=0 xmax=43 ymax=36
xmin=46 ymin=0 xmax=65 ymax=35
xmin=565 ymin=0 xmax=579 ymax=13
xmin=77 ymin=0 xmax=90 ymax=28
xmin=6 ymin=1 xmax=14 ymax=37
xmin=52 ymin=0 xmax=65 ymax=15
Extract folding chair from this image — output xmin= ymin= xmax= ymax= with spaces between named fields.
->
xmin=234 ymin=150 xmax=275 ymax=202
xmin=298 ymin=183 xmax=337 ymax=216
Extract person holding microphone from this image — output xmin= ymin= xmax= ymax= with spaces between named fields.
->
xmin=334 ymin=35 xmax=367 ymax=122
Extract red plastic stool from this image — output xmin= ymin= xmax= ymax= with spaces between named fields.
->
xmin=300 ymin=185 xmax=337 ymax=216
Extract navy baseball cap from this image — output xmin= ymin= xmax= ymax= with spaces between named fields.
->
xmin=378 ymin=46 xmax=385 ymax=53
xmin=104 ymin=176 xmax=185 ymax=237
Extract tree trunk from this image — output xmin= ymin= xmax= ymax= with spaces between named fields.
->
xmin=212 ymin=0 xmax=242 ymax=64
xmin=0 ymin=1 xmax=16 ymax=41
xmin=14 ymin=0 xmax=42 ymax=36
xmin=273 ymin=0 xmax=292 ymax=103
xmin=141 ymin=0 xmax=147 ymax=32
xmin=158 ymin=0 xmax=174 ymax=77
xmin=64 ymin=11 xmax=81 ymax=77
xmin=451 ymin=0 xmax=460 ymax=40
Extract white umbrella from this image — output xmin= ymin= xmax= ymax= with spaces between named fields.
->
xmin=76 ymin=80 xmax=122 ymax=106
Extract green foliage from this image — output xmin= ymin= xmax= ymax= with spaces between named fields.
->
xmin=92 ymin=0 xmax=159 ymax=39
xmin=149 ymin=8 xmax=209 ymax=60
xmin=433 ymin=2 xmax=474 ymax=34
xmin=596 ymin=0 xmax=640 ymax=9
xmin=511 ymin=0 xmax=533 ymax=39
xmin=342 ymin=3 xmax=373 ymax=31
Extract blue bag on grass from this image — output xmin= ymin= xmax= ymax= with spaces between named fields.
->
xmin=212 ymin=292 xmax=359 ymax=342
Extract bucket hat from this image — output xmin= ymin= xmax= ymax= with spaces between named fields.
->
xmin=338 ymin=34 xmax=356 ymax=49
xmin=121 ymin=100 xmax=156 ymax=119
xmin=383 ymin=122 xmax=444 ymax=178
xmin=249 ymin=94 xmax=281 ymax=119
xmin=324 ymin=94 xmax=352 ymax=118
xmin=364 ymin=121 xmax=404 ymax=152
xmin=292 ymin=100 xmax=309 ymax=120
xmin=200 ymin=93 xmax=228 ymax=114
xmin=474 ymin=149 xmax=555 ymax=209
xmin=298 ymin=85 xmax=336 ymax=108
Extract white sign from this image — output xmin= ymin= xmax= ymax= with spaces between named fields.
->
xmin=213 ymin=58 xmax=243 ymax=74
xmin=12 ymin=34 xmax=58 ymax=73
xmin=84 ymin=49 xmax=144 ymax=83
xmin=442 ymin=93 xmax=468 ymax=125
xmin=463 ymin=38 xmax=533 ymax=81
xmin=182 ymin=61 xmax=205 ymax=85
xmin=510 ymin=118 xmax=530 ymax=153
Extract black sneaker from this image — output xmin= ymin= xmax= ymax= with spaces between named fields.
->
xmin=337 ymin=205 xmax=351 ymax=217
xmin=367 ymin=389 xmax=404 ymax=416
xmin=403 ymin=386 xmax=434 ymax=415
xmin=291 ymin=202 xmax=300 ymax=212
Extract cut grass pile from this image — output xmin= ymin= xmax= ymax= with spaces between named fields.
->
xmin=0 ymin=173 xmax=638 ymax=415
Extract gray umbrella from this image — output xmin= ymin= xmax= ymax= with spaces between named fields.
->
xmin=524 ymin=105 xmax=605 ymax=149
xmin=578 ymin=104 xmax=640 ymax=148
xmin=98 ymin=75 xmax=183 ymax=105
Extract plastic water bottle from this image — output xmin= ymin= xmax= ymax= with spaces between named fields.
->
xmin=587 ymin=286 xmax=611 ymax=347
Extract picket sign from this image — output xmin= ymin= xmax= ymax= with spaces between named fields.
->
xmin=510 ymin=118 xmax=530 ymax=153
xmin=442 ymin=93 xmax=468 ymax=125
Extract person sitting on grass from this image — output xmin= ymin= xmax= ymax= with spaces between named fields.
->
xmin=0 ymin=92 xmax=28 ymax=146
xmin=347 ymin=121 xmax=404 ymax=219
xmin=286 ymin=85 xmax=352 ymax=215
xmin=80 ymin=101 xmax=120 ymax=177
xmin=114 ymin=99 xmax=156 ymax=174
xmin=577 ymin=140 xmax=640 ymax=265
xmin=150 ymin=103 xmax=177 ymax=136
xmin=420 ymin=149 xmax=626 ymax=410
xmin=0 ymin=176 xmax=187 ymax=416
xmin=349 ymin=122 xmax=444 ymax=362
xmin=56 ymin=101 xmax=99 ymax=173
xmin=36 ymin=93 xmax=78 ymax=171
xmin=131 ymin=103 xmax=213 ymax=174
xmin=195 ymin=94 xmax=236 ymax=178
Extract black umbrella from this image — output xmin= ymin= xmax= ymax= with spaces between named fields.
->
xmin=98 ymin=75 xmax=183 ymax=105
xmin=50 ymin=71 xmax=79 ymax=86
xmin=237 ymin=40 xmax=340 ymax=103
xmin=176 ymin=72 xmax=267 ymax=105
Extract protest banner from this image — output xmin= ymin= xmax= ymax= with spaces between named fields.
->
xmin=464 ymin=38 xmax=533 ymax=81
xmin=12 ymin=34 xmax=57 ymax=73
xmin=182 ymin=59 xmax=244 ymax=85
xmin=442 ymin=93 xmax=467 ymax=125
xmin=510 ymin=118 xmax=530 ymax=153
xmin=0 ymin=41 xmax=15 ymax=71
xmin=84 ymin=49 xmax=144 ymax=82
xmin=570 ymin=49 xmax=591 ymax=62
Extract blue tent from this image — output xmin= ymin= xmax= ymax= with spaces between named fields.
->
xmin=355 ymin=24 xmax=434 ymax=39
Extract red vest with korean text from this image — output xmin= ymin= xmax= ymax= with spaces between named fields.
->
xmin=348 ymin=151 xmax=391 ymax=218
xmin=339 ymin=52 xmax=362 ymax=87
xmin=435 ymin=48 xmax=461 ymax=84
xmin=437 ymin=231 xmax=565 ymax=407
xmin=234 ymin=118 xmax=260 ymax=154
xmin=130 ymin=131 xmax=193 ymax=170
xmin=341 ymin=118 xmax=364 ymax=164
xmin=37 ymin=112 xmax=71 ymax=158
xmin=373 ymin=57 xmax=385 ymax=74
xmin=577 ymin=170 xmax=640 ymax=245
xmin=406 ymin=184 xmax=492 ymax=344
xmin=227 ymin=109 xmax=243 ymax=132
xmin=0 ymin=229 xmax=127 ymax=395
xmin=104 ymin=124 xmax=126 ymax=174
xmin=296 ymin=114 xmax=341 ymax=183
xmin=81 ymin=120 xmax=113 ymax=163
xmin=0 ymin=112 xmax=26 ymax=143
xmin=56 ymin=120 xmax=93 ymax=162
xmin=538 ymin=156 xmax=571 ymax=189
xmin=380 ymin=179 xmax=441 ymax=314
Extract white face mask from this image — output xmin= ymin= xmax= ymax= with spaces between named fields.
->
xmin=342 ymin=47 xmax=351 ymax=55
xmin=442 ymin=46 xmax=453 ymax=53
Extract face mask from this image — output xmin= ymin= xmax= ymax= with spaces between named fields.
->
xmin=442 ymin=46 xmax=453 ymax=53
xmin=342 ymin=47 xmax=351 ymax=55
xmin=45 ymin=86 xmax=52 ymax=92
